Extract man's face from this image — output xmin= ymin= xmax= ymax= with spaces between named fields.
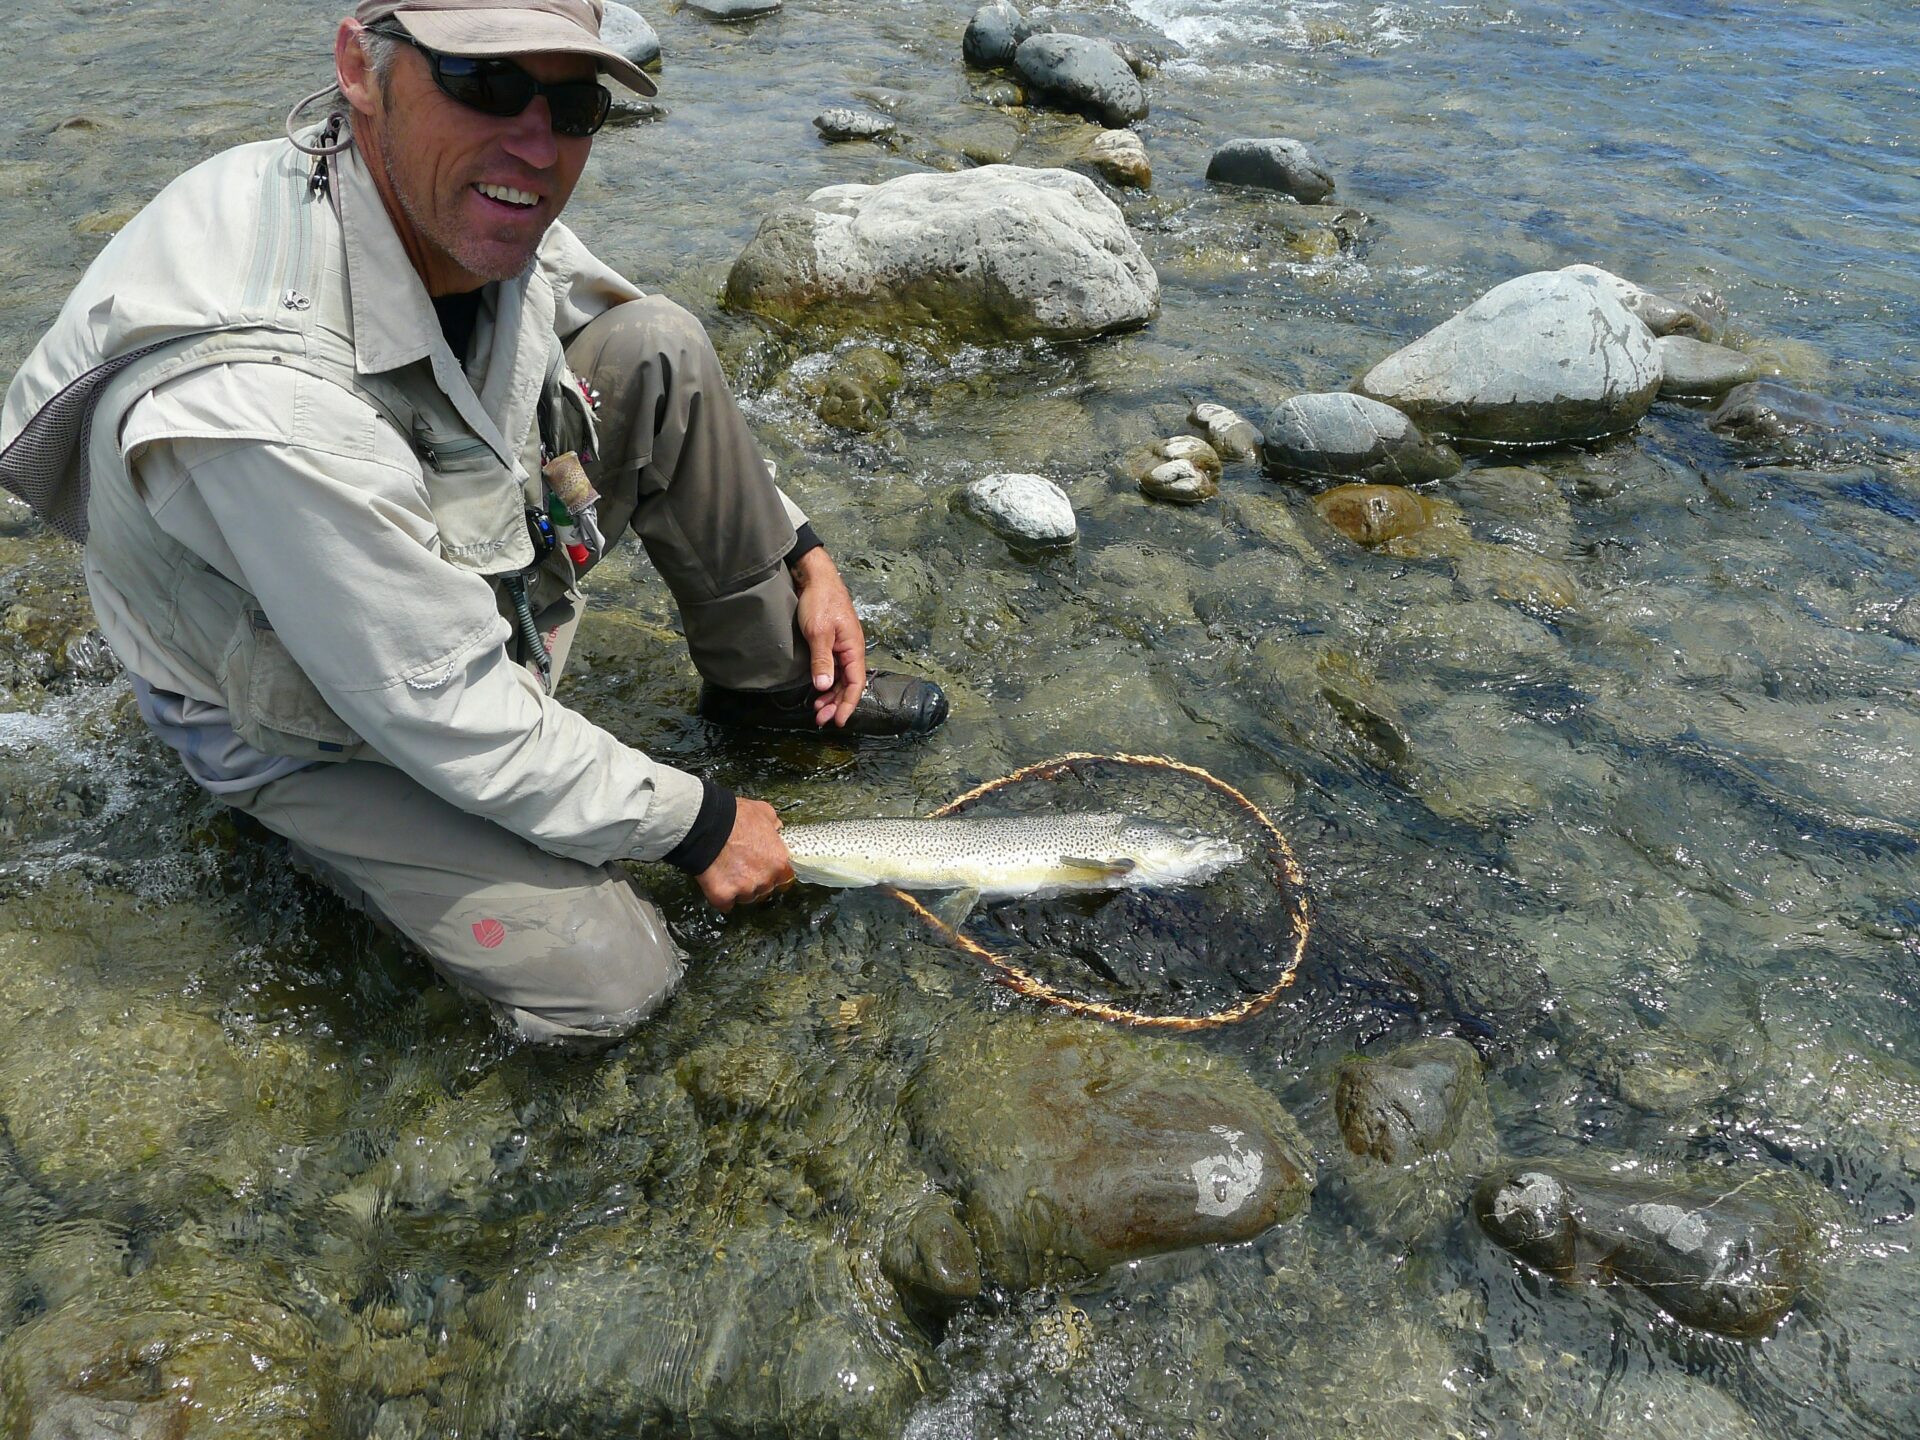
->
xmin=347 ymin=26 xmax=595 ymax=294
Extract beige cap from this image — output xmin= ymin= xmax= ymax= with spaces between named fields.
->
xmin=354 ymin=0 xmax=656 ymax=98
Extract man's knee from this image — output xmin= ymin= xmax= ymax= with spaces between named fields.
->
xmin=569 ymin=294 xmax=724 ymax=408
xmin=466 ymin=878 xmax=687 ymax=1045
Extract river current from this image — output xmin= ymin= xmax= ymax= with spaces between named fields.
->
xmin=2 ymin=1 xmax=1918 ymax=1436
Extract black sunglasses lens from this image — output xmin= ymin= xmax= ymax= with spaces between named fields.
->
xmin=431 ymin=55 xmax=530 ymax=118
xmin=548 ymin=84 xmax=611 ymax=137
xmin=429 ymin=53 xmax=609 ymax=136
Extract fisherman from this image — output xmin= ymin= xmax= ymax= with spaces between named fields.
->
xmin=0 ymin=0 xmax=949 ymax=1043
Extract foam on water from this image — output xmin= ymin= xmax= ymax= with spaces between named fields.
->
xmin=1120 ymin=0 xmax=1504 ymax=56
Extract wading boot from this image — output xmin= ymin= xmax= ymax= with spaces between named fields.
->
xmin=697 ymin=670 xmax=949 ymax=737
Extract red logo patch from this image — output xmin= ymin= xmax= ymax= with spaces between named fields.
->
xmin=472 ymin=918 xmax=506 ymax=950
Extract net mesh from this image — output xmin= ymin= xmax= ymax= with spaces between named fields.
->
xmin=900 ymin=754 xmax=1310 ymax=1029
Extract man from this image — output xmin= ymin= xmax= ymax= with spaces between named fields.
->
xmin=0 ymin=0 xmax=947 ymax=1043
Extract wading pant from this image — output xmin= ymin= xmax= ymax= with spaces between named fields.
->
xmin=227 ymin=297 xmax=810 ymax=1044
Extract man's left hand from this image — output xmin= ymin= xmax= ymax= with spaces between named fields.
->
xmin=792 ymin=547 xmax=867 ymax=727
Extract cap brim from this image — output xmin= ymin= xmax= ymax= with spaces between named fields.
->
xmin=398 ymin=8 xmax=657 ymax=98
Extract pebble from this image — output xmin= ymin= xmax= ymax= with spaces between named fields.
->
xmin=1013 ymin=33 xmax=1147 ymax=128
xmin=1141 ymin=459 xmax=1216 ymax=504
xmin=959 ymin=472 xmax=1078 ymax=545
xmin=1087 ymin=128 xmax=1151 ymax=188
xmin=684 ymin=0 xmax=781 ymax=20
xmin=963 ymin=1 xmax=1038 ymax=69
xmin=1206 ymin=137 xmax=1335 ymax=203
xmin=1190 ymin=402 xmax=1263 ymax=460
xmin=1264 ymin=392 xmax=1461 ymax=485
xmin=813 ymin=107 xmax=897 ymax=143
xmin=1656 ymin=335 xmax=1759 ymax=399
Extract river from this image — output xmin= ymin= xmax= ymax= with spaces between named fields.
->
xmin=1 ymin=1 xmax=1917 ymax=1435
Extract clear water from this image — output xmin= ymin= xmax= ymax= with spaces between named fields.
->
xmin=2 ymin=0 xmax=1918 ymax=1435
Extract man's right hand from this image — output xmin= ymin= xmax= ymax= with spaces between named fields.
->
xmin=695 ymin=797 xmax=795 ymax=911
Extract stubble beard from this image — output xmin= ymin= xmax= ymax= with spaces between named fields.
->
xmin=377 ymin=114 xmax=538 ymax=287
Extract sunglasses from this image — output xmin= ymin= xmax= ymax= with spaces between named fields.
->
xmin=371 ymin=26 xmax=611 ymax=138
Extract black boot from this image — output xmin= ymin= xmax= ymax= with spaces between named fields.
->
xmin=697 ymin=670 xmax=949 ymax=737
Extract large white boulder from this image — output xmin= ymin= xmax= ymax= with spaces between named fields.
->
xmin=1356 ymin=270 xmax=1662 ymax=447
xmin=724 ymin=166 xmax=1159 ymax=342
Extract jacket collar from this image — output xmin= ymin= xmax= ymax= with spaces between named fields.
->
xmin=335 ymin=137 xmax=552 ymax=468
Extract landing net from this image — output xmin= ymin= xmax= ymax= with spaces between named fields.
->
xmin=888 ymin=753 xmax=1310 ymax=1030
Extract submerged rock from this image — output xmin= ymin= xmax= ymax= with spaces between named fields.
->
xmin=1263 ymin=392 xmax=1462 ymax=486
xmin=1190 ymin=401 xmax=1263 ymax=460
xmin=476 ymin=1219 xmax=934 ymax=1440
xmin=0 ymin=1002 xmax=253 ymax=1206
xmin=1313 ymin=485 xmax=1446 ymax=548
xmin=1707 ymin=380 xmax=1920 ymax=453
xmin=1559 ymin=263 xmax=1721 ymax=340
xmin=600 ymin=2 xmax=662 ymax=69
xmin=1334 ymin=1037 xmax=1498 ymax=1240
xmin=963 ymin=0 xmax=1037 ymax=68
xmin=1206 ymin=137 xmax=1335 ymax=202
xmin=724 ymin=166 xmax=1159 ymax=342
xmin=1474 ymin=1160 xmax=1816 ymax=1337
xmin=0 ymin=1234 xmax=330 ymax=1438
xmin=1357 ymin=269 xmax=1663 ymax=447
xmin=1013 ymin=34 xmax=1147 ymax=128
xmin=814 ymin=106 xmax=897 ymax=143
xmin=958 ymin=472 xmax=1078 ymax=546
xmin=804 ymin=345 xmax=905 ymax=431
xmin=909 ymin=1016 xmax=1314 ymax=1290
xmin=1087 ymin=127 xmax=1151 ymax=187
xmin=1657 ymin=335 xmax=1759 ymax=398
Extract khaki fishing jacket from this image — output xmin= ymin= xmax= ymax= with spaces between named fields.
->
xmin=0 ymin=131 xmax=777 ymax=867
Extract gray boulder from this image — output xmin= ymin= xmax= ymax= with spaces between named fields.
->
xmin=1013 ymin=33 xmax=1147 ymax=128
xmin=599 ymin=3 xmax=662 ymax=69
xmin=1206 ymin=138 xmax=1335 ymax=203
xmin=724 ymin=165 xmax=1159 ymax=343
xmin=963 ymin=1 xmax=1037 ymax=68
xmin=1475 ymin=1160 xmax=1817 ymax=1337
xmin=1657 ymin=335 xmax=1759 ymax=399
xmin=813 ymin=106 xmax=896 ymax=143
xmin=1263 ymin=392 xmax=1461 ymax=485
xmin=1356 ymin=269 xmax=1663 ymax=447
xmin=958 ymin=472 xmax=1077 ymax=546
xmin=1559 ymin=263 xmax=1721 ymax=340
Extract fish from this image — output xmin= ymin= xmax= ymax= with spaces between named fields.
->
xmin=781 ymin=812 xmax=1246 ymax=901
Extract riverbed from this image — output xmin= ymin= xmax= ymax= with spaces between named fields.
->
xmin=2 ymin=0 xmax=1918 ymax=1435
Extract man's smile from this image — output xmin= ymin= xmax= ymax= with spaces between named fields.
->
xmin=475 ymin=181 xmax=541 ymax=209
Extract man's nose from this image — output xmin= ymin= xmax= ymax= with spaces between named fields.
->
xmin=499 ymin=97 xmax=561 ymax=168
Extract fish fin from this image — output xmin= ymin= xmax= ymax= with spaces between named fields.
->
xmin=1060 ymin=855 xmax=1138 ymax=880
xmin=927 ymin=888 xmax=981 ymax=930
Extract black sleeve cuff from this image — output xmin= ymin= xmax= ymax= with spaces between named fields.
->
xmin=662 ymin=778 xmax=737 ymax=874
xmin=785 ymin=523 xmax=825 ymax=568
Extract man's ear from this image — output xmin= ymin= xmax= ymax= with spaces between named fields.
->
xmin=335 ymin=19 xmax=382 ymax=121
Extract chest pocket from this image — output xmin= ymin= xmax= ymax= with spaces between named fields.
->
xmin=411 ymin=421 xmax=535 ymax=576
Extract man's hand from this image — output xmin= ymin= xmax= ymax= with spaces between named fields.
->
xmin=695 ymin=798 xmax=795 ymax=911
xmin=792 ymin=547 xmax=868 ymax=727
